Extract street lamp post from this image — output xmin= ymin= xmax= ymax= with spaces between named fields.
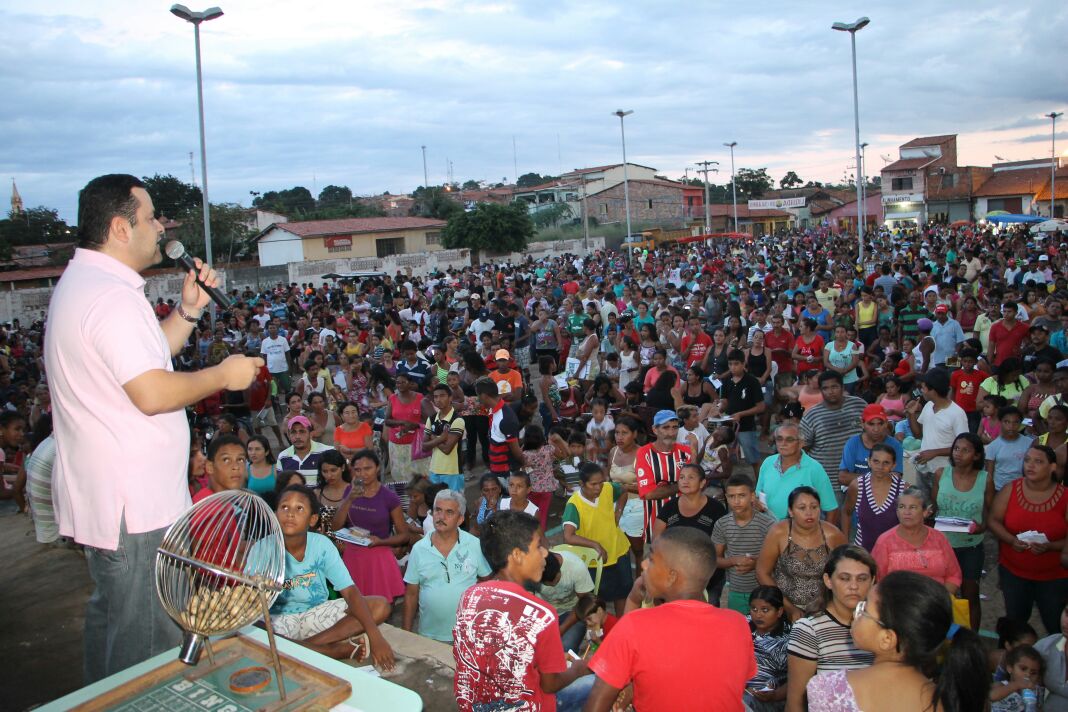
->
xmin=860 ymin=142 xmax=869 ymax=230
xmin=614 ymin=110 xmax=634 ymax=266
xmin=833 ymin=16 xmax=870 ymax=263
xmin=421 ymin=145 xmax=429 ymax=188
xmin=1047 ymin=112 xmax=1063 ymax=218
xmin=171 ymin=4 xmax=223 ymax=321
xmin=723 ymin=142 xmax=738 ymax=233
xmin=695 ymin=161 xmax=719 ymax=233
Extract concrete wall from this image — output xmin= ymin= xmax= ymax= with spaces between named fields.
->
xmin=257 ymin=226 xmax=305 ymax=266
xmin=301 ymin=228 xmax=445 ymax=262
xmin=479 ymin=236 xmax=607 ymax=265
xmin=287 ymin=248 xmax=472 ymax=284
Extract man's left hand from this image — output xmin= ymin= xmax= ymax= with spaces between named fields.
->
xmin=182 ymin=257 xmax=218 ymax=312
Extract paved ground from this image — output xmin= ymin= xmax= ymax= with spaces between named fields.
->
xmin=0 ymin=447 xmax=1038 ymax=710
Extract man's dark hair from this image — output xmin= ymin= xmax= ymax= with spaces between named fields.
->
xmin=0 ymin=411 xmax=26 ymax=429
xmin=657 ymin=526 xmax=717 ymax=590
xmin=818 ymin=370 xmax=844 ymax=388
xmin=727 ymin=348 xmax=746 ymax=364
xmin=206 ymin=433 xmax=244 ymax=461
xmin=480 ymin=510 xmax=541 ymax=574
xmin=474 ymin=376 xmax=499 ymax=398
xmin=431 ymin=383 xmax=451 ymax=396
xmin=923 ymin=369 xmax=951 ymax=397
xmin=77 ymin=174 xmax=146 ymax=249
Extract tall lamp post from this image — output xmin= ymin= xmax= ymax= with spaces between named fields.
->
xmin=695 ymin=160 xmax=719 ymax=233
xmin=614 ymin=110 xmax=634 ymax=265
xmin=859 ymin=142 xmax=869 ymax=230
xmin=832 ymin=16 xmax=870 ymax=263
xmin=1047 ymin=112 xmax=1063 ymax=218
xmin=171 ymin=4 xmax=223 ymax=321
xmin=421 ymin=145 xmax=429 ymax=188
xmin=723 ymin=142 xmax=738 ymax=233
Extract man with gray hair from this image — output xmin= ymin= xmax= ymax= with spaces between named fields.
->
xmin=402 ymin=488 xmax=491 ymax=642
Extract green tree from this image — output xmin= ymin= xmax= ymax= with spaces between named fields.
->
xmin=409 ymin=186 xmax=463 ymax=221
xmin=0 ymin=207 xmax=73 ymax=249
xmin=441 ymin=202 xmax=533 ymax=253
xmin=531 ymin=202 xmax=573 ymax=229
xmin=734 ymin=168 xmax=773 ymax=199
xmin=251 ymin=187 xmax=315 ymax=216
xmin=171 ymin=202 xmax=255 ymax=265
xmin=516 ymin=172 xmax=554 ymax=188
xmin=142 ymin=174 xmax=203 ymax=218
xmin=462 ymin=179 xmax=481 ymax=191
xmin=317 ymin=185 xmax=353 ymax=209
xmin=780 ymin=171 xmax=803 ymax=189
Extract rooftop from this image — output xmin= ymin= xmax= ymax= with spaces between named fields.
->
xmin=974 ymin=167 xmax=1052 ymax=197
xmin=259 ymin=216 xmax=447 ymax=240
xmin=1034 ymin=168 xmax=1068 ymax=201
xmin=882 ymin=157 xmax=939 ymax=172
xmin=900 ymin=134 xmax=957 ymax=148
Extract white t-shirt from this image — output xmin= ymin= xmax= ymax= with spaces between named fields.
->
xmin=251 ymin=313 xmax=271 ymax=329
xmin=260 ymin=335 xmax=290 ymax=374
xmin=500 ymin=497 xmax=540 ymax=518
xmin=917 ymin=400 xmax=969 ymax=452
xmin=536 ymin=550 xmax=595 ymax=615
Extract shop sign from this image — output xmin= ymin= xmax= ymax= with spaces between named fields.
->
xmin=748 ymin=197 xmax=806 ymax=209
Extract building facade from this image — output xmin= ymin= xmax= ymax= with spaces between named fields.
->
xmin=880 ymin=134 xmax=959 ymax=227
xmin=254 ymin=217 xmax=447 ymax=267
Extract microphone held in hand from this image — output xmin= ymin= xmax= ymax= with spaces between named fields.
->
xmin=164 ymin=240 xmax=232 ymax=309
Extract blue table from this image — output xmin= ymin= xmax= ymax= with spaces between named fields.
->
xmin=38 ymin=626 xmax=423 ymax=711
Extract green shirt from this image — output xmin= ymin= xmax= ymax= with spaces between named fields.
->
xmin=402 ymin=530 xmax=490 ymax=642
xmin=755 ymin=453 xmax=839 ymax=520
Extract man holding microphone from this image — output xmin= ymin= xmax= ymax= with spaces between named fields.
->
xmin=44 ymin=174 xmax=263 ymax=682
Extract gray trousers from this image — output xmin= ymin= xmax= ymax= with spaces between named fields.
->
xmin=83 ymin=516 xmax=182 ymax=683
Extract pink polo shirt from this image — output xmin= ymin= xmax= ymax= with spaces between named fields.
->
xmin=44 ymin=248 xmax=190 ymax=550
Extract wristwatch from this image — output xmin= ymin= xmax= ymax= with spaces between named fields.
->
xmin=177 ymin=304 xmax=202 ymax=324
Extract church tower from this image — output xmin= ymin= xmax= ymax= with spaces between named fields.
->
xmin=10 ymin=179 xmax=23 ymax=215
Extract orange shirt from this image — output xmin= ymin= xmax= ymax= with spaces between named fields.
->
xmin=491 ymin=369 xmax=523 ymax=396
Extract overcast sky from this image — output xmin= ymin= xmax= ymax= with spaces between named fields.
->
xmin=2 ymin=0 xmax=1067 ymax=222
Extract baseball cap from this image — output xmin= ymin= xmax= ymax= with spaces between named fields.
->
xmin=653 ymin=410 xmax=680 ymax=426
xmin=287 ymin=415 xmax=312 ymax=431
xmin=495 ymin=349 xmax=511 ymax=361
xmin=934 ymin=304 xmax=948 ymax=314
xmin=862 ymin=404 xmax=888 ymax=423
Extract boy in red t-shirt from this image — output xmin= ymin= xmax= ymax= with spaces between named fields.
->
xmin=453 ymin=511 xmax=591 ymax=712
xmin=950 ymin=348 xmax=988 ymax=433
xmin=586 ymin=528 xmax=755 ymax=712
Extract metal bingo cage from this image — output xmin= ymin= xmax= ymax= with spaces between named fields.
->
xmin=155 ymin=490 xmax=290 ymax=700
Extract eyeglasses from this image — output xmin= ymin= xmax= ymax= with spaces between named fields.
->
xmin=440 ymin=561 xmax=451 ymax=584
xmin=774 ymin=436 xmax=799 ymax=443
xmin=854 ymin=600 xmax=886 ymax=628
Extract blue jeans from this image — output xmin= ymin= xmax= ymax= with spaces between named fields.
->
xmin=83 ymin=516 xmax=182 ymax=683
xmin=556 ymin=672 xmax=596 ymax=712
xmin=736 ymin=429 xmax=761 ymax=465
xmin=559 ymin=612 xmax=586 ymax=654
xmin=428 ymin=472 xmax=464 ymax=492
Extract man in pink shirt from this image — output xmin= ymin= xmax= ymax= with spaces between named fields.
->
xmin=44 ymin=174 xmax=263 ymax=682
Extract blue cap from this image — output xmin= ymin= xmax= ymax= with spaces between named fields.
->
xmin=653 ymin=410 xmax=680 ymax=427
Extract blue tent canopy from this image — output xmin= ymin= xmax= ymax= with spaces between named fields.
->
xmin=986 ymin=213 xmax=1045 ymax=224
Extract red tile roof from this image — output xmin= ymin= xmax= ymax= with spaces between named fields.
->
xmin=900 ymin=134 xmax=956 ymax=148
xmin=262 ymin=217 xmax=446 ymax=240
xmin=1034 ymin=168 xmax=1068 ymax=201
xmin=882 ymin=157 xmax=938 ymax=172
xmin=974 ymin=168 xmax=1051 ymax=197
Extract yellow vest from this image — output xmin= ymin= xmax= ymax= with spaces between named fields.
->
xmin=856 ymin=300 xmax=877 ymax=329
xmin=567 ymin=484 xmax=631 ymax=566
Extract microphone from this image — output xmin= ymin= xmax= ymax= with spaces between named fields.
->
xmin=164 ymin=240 xmax=232 ymax=309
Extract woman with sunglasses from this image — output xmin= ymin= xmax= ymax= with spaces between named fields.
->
xmin=807 ymin=571 xmax=988 ymax=712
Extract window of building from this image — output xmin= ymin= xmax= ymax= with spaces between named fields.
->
xmin=987 ymin=197 xmax=1023 ymax=213
xmin=647 ymin=199 xmax=653 ymax=210
xmin=891 ymin=177 xmax=913 ymax=191
xmin=600 ymin=203 xmax=608 ymax=215
xmin=941 ymin=174 xmax=956 ymax=188
xmin=376 ymin=237 xmax=405 ymax=258
xmin=687 ymin=196 xmax=695 ymax=207
xmin=425 ymin=231 xmax=441 ymax=246
xmin=327 ymin=244 xmax=350 ymax=253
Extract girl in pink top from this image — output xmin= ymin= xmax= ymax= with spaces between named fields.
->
xmin=872 ymin=486 xmax=962 ymax=593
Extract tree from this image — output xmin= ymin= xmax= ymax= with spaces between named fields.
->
xmin=142 ymin=174 xmax=203 ymax=218
xmin=516 ymin=172 xmax=554 ymax=188
xmin=170 ymin=202 xmax=255 ymax=265
xmin=317 ymin=185 xmax=353 ymax=209
xmin=780 ymin=171 xmax=803 ymax=189
xmin=733 ymin=168 xmax=773 ymax=199
xmin=251 ymin=187 xmax=315 ymax=216
xmin=0 ymin=207 xmax=73 ymax=250
xmin=462 ymin=179 xmax=481 ymax=191
xmin=441 ymin=202 xmax=533 ymax=253
xmin=531 ymin=202 xmax=573 ymax=229
xmin=409 ymin=186 xmax=463 ymax=221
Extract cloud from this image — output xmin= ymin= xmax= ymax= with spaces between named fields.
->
xmin=2 ymin=0 xmax=1067 ymax=221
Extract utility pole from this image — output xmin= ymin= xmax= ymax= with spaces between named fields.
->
xmin=421 ymin=145 xmax=428 ymax=188
xmin=695 ymin=160 xmax=719 ymax=233
xmin=581 ymin=175 xmax=590 ymax=252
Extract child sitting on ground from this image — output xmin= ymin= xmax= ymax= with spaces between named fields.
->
xmin=263 ymin=485 xmax=395 ymax=666
xmin=575 ymin=595 xmax=617 ymax=657
xmin=990 ymin=645 xmax=1044 ymax=711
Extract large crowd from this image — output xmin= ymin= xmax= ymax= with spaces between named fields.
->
xmin=12 ymin=208 xmax=1068 ymax=711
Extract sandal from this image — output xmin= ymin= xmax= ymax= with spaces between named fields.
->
xmin=347 ymin=633 xmax=371 ymax=662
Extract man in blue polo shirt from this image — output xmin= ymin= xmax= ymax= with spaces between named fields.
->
xmin=754 ymin=423 xmax=839 ymax=524
xmin=402 ymin=489 xmax=490 ymax=642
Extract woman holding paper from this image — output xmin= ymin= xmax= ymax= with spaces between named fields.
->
xmin=871 ymin=486 xmax=962 ymax=595
xmin=988 ymin=443 xmax=1068 ymax=635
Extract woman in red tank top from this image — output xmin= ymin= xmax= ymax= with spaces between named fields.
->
xmin=988 ymin=443 xmax=1068 ymax=634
